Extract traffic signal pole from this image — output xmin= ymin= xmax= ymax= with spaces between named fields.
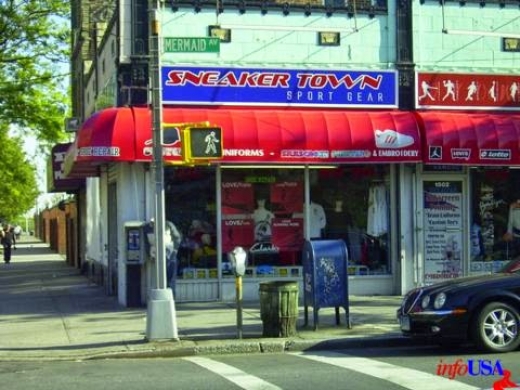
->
xmin=145 ymin=1 xmax=178 ymax=341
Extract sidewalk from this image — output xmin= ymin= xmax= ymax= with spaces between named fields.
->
xmin=0 ymin=235 xmax=408 ymax=361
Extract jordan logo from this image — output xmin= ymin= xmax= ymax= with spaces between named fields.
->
xmin=429 ymin=146 xmax=442 ymax=159
xmin=374 ymin=129 xmax=414 ymax=149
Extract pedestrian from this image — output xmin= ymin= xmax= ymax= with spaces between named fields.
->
xmin=144 ymin=218 xmax=182 ymax=296
xmin=13 ymin=224 xmax=22 ymax=240
xmin=1 ymin=224 xmax=16 ymax=264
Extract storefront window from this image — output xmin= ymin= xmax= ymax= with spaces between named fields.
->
xmin=221 ymin=169 xmax=305 ymax=277
xmin=470 ymin=168 xmax=520 ymax=273
xmin=222 ymin=166 xmax=392 ymax=277
xmin=166 ymin=165 xmax=392 ymax=280
xmin=312 ymin=166 xmax=391 ymax=275
xmin=165 ymin=167 xmax=218 ymax=279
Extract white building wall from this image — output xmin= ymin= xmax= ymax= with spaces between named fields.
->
xmin=160 ymin=9 xmax=394 ymax=67
xmin=85 ymin=176 xmax=104 ymax=264
xmin=116 ymin=163 xmax=148 ymax=305
xmin=399 ymin=165 xmax=418 ymax=295
xmin=413 ymin=2 xmax=520 ymax=71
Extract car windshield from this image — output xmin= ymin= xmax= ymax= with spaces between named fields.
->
xmin=498 ymin=259 xmax=520 ymax=274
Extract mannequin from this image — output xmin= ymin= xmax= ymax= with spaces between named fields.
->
xmin=309 ymin=201 xmax=326 ymax=238
xmin=503 ymin=199 xmax=520 ymax=258
xmin=253 ymin=199 xmax=275 ymax=224
xmin=504 ymin=199 xmax=520 ymax=242
xmin=144 ymin=218 xmax=182 ymax=294
xmin=253 ymin=199 xmax=274 ymax=242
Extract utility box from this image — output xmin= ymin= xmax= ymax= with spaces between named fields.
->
xmin=302 ymin=239 xmax=350 ymax=330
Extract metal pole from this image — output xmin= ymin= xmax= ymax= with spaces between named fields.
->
xmin=145 ymin=1 xmax=178 ymax=341
xmin=150 ymin=7 xmax=166 ymax=291
xmin=236 ymin=275 xmax=243 ymax=339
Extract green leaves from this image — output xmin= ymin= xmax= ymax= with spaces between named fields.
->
xmin=0 ymin=0 xmax=70 ymax=145
xmin=0 ymin=129 xmax=39 ymax=221
xmin=0 ymin=0 xmax=70 ymax=219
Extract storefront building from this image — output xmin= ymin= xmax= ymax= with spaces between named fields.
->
xmin=409 ymin=0 xmax=520 ymax=291
xmin=64 ymin=87 xmax=422 ymax=303
xmin=414 ymin=72 xmax=520 ymax=287
xmin=60 ymin=0 xmax=520 ymax=306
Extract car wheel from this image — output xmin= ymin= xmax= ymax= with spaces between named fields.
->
xmin=473 ymin=302 xmax=520 ymax=353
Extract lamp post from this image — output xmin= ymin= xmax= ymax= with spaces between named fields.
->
xmin=145 ymin=0 xmax=178 ymax=340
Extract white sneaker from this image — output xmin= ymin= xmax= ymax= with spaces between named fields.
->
xmin=374 ymin=129 xmax=415 ymax=149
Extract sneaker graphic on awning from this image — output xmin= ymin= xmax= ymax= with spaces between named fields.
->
xmin=374 ymin=129 xmax=415 ymax=149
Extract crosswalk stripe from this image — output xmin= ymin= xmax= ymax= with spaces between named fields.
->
xmin=291 ymin=351 xmax=480 ymax=390
xmin=183 ymin=356 xmax=283 ymax=390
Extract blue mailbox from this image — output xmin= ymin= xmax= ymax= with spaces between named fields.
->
xmin=303 ymin=239 xmax=351 ymax=330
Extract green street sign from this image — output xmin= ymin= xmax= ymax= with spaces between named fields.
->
xmin=164 ymin=37 xmax=220 ymax=53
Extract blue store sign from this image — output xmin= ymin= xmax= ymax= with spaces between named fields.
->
xmin=161 ymin=66 xmax=398 ymax=108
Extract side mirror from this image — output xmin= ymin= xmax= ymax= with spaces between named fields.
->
xmin=228 ymin=246 xmax=248 ymax=276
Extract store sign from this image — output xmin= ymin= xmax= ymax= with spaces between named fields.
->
xmin=161 ymin=66 xmax=398 ymax=108
xmin=416 ymin=72 xmax=520 ymax=110
xmin=48 ymin=143 xmax=85 ymax=192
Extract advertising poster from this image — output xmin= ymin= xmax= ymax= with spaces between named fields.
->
xmin=222 ymin=182 xmax=254 ymax=215
xmin=423 ymin=181 xmax=463 ymax=283
xmin=271 ymin=218 xmax=304 ymax=251
xmin=270 ymin=181 xmax=303 ymax=214
xmin=221 ymin=219 xmax=254 ymax=253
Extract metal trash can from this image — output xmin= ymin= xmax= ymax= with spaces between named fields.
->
xmin=259 ymin=281 xmax=299 ymax=337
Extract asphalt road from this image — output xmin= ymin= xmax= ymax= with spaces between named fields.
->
xmin=1 ymin=345 xmax=519 ymax=390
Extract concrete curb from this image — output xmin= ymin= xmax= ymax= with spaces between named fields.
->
xmin=0 ymin=334 xmax=420 ymax=362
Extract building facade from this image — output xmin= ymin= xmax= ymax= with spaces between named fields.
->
xmin=56 ymin=0 xmax=520 ymax=306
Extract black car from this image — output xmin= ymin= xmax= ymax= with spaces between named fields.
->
xmin=397 ymin=259 xmax=520 ymax=353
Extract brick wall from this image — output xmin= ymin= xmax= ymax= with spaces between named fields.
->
xmin=38 ymin=200 xmax=78 ymax=265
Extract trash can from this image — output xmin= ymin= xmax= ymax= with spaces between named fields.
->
xmin=259 ymin=281 xmax=299 ymax=337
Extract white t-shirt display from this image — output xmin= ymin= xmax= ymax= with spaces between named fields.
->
xmin=309 ymin=201 xmax=326 ymax=238
xmin=367 ymin=184 xmax=388 ymax=237
xmin=253 ymin=199 xmax=275 ymax=242
xmin=507 ymin=202 xmax=520 ymax=237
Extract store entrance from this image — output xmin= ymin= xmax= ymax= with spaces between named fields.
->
xmin=417 ymin=174 xmax=467 ymax=285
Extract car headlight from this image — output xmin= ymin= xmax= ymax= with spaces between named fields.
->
xmin=433 ymin=292 xmax=447 ymax=309
xmin=421 ymin=295 xmax=430 ymax=309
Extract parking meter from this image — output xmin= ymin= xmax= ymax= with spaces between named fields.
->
xmin=228 ymin=246 xmax=248 ymax=276
xmin=228 ymin=246 xmax=248 ymax=339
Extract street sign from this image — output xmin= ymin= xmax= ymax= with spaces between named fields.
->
xmin=164 ymin=37 xmax=220 ymax=53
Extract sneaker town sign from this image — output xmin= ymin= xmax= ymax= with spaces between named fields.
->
xmin=161 ymin=66 xmax=398 ymax=108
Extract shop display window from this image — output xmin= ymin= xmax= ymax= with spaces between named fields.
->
xmin=222 ymin=166 xmax=392 ymax=276
xmin=164 ymin=166 xmax=219 ymax=278
xmin=221 ymin=169 xmax=305 ymax=273
xmin=470 ymin=169 xmax=520 ymax=272
xmin=311 ymin=167 xmax=391 ymax=275
xmin=165 ymin=165 xmax=392 ymax=280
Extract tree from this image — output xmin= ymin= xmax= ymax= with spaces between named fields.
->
xmin=0 ymin=0 xmax=70 ymax=148
xmin=0 ymin=129 xmax=39 ymax=221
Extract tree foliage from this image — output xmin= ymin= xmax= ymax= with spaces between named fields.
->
xmin=0 ymin=129 xmax=39 ymax=221
xmin=0 ymin=0 xmax=70 ymax=147
xmin=0 ymin=0 xmax=70 ymax=218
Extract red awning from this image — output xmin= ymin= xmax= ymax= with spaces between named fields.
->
xmin=416 ymin=111 xmax=520 ymax=165
xmin=64 ymin=106 xmax=422 ymax=176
